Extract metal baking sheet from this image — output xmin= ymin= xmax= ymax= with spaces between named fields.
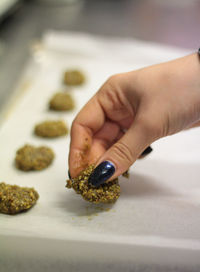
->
xmin=0 ymin=31 xmax=199 ymax=271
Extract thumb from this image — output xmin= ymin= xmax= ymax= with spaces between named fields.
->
xmin=88 ymin=120 xmax=155 ymax=186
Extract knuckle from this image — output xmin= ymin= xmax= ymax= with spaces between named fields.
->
xmin=112 ymin=141 xmax=134 ymax=165
xmin=105 ymin=74 xmax=123 ymax=91
xmin=107 ymin=74 xmax=119 ymax=85
xmin=99 ymin=75 xmax=129 ymax=114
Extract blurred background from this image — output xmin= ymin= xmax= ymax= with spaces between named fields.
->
xmin=0 ymin=0 xmax=200 ymax=110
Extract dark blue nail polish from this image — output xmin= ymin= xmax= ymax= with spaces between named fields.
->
xmin=68 ymin=170 xmax=71 ymax=180
xmin=88 ymin=161 xmax=115 ymax=187
xmin=141 ymin=146 xmax=153 ymax=156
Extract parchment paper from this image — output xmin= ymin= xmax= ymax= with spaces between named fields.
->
xmin=0 ymin=31 xmax=200 ymax=269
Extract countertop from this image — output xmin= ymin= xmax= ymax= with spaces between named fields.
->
xmin=0 ymin=0 xmax=200 ymax=111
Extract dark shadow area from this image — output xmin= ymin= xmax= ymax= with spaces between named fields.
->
xmin=57 ymin=190 xmax=115 ymax=217
xmin=120 ymin=159 xmax=200 ymax=199
xmin=120 ymin=173 xmax=175 ymax=198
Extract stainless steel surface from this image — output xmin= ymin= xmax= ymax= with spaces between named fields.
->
xmin=0 ymin=0 xmax=20 ymax=20
xmin=0 ymin=0 xmax=200 ymax=111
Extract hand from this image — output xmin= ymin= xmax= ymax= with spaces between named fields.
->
xmin=69 ymin=53 xmax=200 ymax=185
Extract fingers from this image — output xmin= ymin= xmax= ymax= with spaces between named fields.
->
xmin=97 ymin=75 xmax=135 ymax=129
xmin=100 ymin=121 xmax=152 ymax=179
xmin=69 ymin=96 xmax=105 ymax=177
xmin=69 ymin=74 xmax=136 ymax=178
xmin=88 ymin=118 xmax=156 ymax=186
xmin=186 ymin=120 xmax=200 ymax=129
xmin=94 ymin=121 xmax=120 ymax=148
xmin=69 ymin=93 xmax=125 ymax=177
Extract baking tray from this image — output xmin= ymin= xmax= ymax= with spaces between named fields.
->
xmin=0 ymin=0 xmax=20 ymax=21
xmin=0 ymin=31 xmax=200 ymax=272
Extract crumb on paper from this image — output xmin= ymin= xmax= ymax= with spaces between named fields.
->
xmin=122 ymin=170 xmax=129 ymax=178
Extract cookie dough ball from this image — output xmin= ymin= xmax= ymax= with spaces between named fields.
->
xmin=63 ymin=70 xmax=85 ymax=86
xmin=66 ymin=165 xmax=120 ymax=204
xmin=15 ymin=144 xmax=54 ymax=171
xmin=34 ymin=120 xmax=68 ymax=138
xmin=49 ymin=92 xmax=75 ymax=111
xmin=0 ymin=182 xmax=39 ymax=215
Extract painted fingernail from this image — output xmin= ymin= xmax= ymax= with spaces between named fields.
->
xmin=141 ymin=146 xmax=153 ymax=157
xmin=68 ymin=170 xmax=71 ymax=180
xmin=88 ymin=161 xmax=115 ymax=187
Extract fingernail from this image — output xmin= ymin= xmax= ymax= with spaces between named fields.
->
xmin=68 ymin=170 xmax=71 ymax=179
xmin=141 ymin=146 xmax=153 ymax=156
xmin=88 ymin=161 xmax=115 ymax=187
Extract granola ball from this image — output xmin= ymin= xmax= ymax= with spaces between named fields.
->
xmin=63 ymin=70 xmax=85 ymax=86
xmin=0 ymin=182 xmax=39 ymax=215
xmin=49 ymin=92 xmax=75 ymax=111
xmin=15 ymin=144 xmax=54 ymax=171
xmin=66 ymin=165 xmax=120 ymax=204
xmin=34 ymin=120 xmax=68 ymax=138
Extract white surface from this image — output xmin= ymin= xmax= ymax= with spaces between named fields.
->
xmin=0 ymin=31 xmax=199 ymax=271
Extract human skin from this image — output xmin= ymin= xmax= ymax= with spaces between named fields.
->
xmin=69 ymin=53 xmax=200 ymax=180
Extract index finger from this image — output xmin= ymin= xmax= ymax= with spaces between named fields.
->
xmin=68 ymin=95 xmax=105 ymax=178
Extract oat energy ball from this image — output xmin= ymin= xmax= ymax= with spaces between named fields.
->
xmin=66 ymin=165 xmax=120 ymax=204
xmin=49 ymin=92 xmax=75 ymax=111
xmin=34 ymin=120 xmax=68 ymax=138
xmin=63 ymin=70 xmax=85 ymax=86
xmin=0 ymin=182 xmax=39 ymax=215
xmin=15 ymin=144 xmax=54 ymax=171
